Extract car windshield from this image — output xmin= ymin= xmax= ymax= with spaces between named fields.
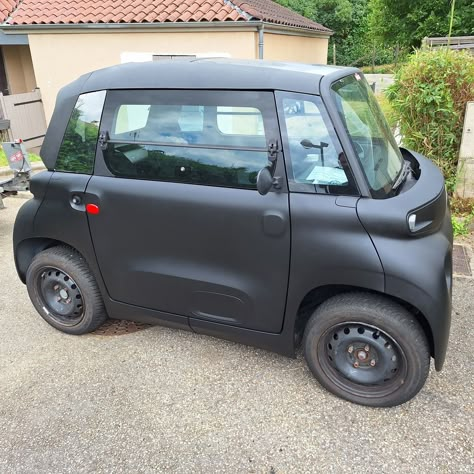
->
xmin=331 ymin=74 xmax=404 ymax=198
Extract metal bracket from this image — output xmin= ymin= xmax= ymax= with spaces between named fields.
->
xmin=267 ymin=139 xmax=279 ymax=163
xmin=98 ymin=130 xmax=110 ymax=151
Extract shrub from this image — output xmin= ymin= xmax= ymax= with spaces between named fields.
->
xmin=386 ymin=49 xmax=474 ymax=193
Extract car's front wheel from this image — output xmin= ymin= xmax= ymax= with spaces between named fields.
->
xmin=26 ymin=246 xmax=107 ymax=334
xmin=303 ymin=293 xmax=430 ymax=407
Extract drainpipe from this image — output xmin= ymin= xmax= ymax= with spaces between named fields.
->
xmin=258 ymin=24 xmax=264 ymax=59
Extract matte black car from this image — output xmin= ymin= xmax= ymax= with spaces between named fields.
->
xmin=13 ymin=59 xmax=453 ymax=407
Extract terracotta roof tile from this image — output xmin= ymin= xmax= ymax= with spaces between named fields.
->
xmin=0 ymin=0 xmax=20 ymax=23
xmin=7 ymin=0 xmax=331 ymax=32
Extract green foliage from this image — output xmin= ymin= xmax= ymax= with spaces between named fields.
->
xmin=450 ymin=194 xmax=474 ymax=237
xmin=360 ymin=63 xmax=398 ymax=74
xmin=451 ymin=215 xmax=473 ymax=237
xmin=275 ymin=0 xmax=379 ymax=66
xmin=56 ymin=106 xmax=100 ymax=174
xmin=386 ymin=49 xmax=474 ymax=192
xmin=375 ymin=93 xmax=397 ymax=130
xmin=275 ymin=0 xmax=473 ymax=67
xmin=368 ymin=0 xmax=474 ymax=49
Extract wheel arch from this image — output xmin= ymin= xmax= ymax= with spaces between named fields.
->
xmin=15 ymin=238 xmax=67 ymax=283
xmin=293 ymin=284 xmax=435 ymax=359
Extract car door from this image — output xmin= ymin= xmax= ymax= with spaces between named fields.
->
xmin=275 ymin=91 xmax=385 ymax=320
xmin=86 ymin=89 xmax=290 ymax=333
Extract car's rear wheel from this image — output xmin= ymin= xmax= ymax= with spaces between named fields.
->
xmin=26 ymin=246 xmax=107 ymax=334
xmin=303 ymin=293 xmax=430 ymax=407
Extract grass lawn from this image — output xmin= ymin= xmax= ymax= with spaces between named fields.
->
xmin=0 ymin=149 xmax=42 ymax=167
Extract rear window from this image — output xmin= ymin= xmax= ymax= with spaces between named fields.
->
xmin=56 ymin=90 xmax=106 ymax=174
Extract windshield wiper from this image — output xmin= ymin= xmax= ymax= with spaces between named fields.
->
xmin=392 ymin=160 xmax=411 ymax=192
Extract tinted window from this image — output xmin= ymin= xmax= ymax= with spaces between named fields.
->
xmin=101 ymin=91 xmax=275 ymax=189
xmin=56 ymin=90 xmax=106 ymax=173
xmin=278 ymin=92 xmax=358 ymax=195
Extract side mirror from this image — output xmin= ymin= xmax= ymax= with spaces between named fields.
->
xmin=257 ymin=166 xmax=274 ymax=196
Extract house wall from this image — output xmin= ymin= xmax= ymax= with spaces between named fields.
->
xmin=28 ymin=29 xmax=329 ymax=123
xmin=263 ymin=33 xmax=328 ymax=64
xmin=29 ymin=31 xmax=257 ymax=121
xmin=3 ymin=45 xmax=37 ymax=94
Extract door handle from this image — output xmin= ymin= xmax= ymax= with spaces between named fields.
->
xmin=71 ymin=194 xmax=82 ymax=206
xmin=262 ymin=211 xmax=286 ymax=236
xmin=70 ymin=193 xmax=85 ymax=212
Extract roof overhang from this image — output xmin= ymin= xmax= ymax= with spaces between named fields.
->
xmin=0 ymin=30 xmax=28 ymax=45
xmin=0 ymin=20 xmax=332 ymax=38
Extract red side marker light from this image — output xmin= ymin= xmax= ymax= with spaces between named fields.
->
xmin=86 ymin=204 xmax=100 ymax=215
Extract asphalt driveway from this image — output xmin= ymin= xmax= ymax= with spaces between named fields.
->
xmin=1 ymin=195 xmax=473 ymax=473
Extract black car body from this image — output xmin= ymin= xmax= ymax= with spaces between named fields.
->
xmin=13 ymin=59 xmax=453 ymax=406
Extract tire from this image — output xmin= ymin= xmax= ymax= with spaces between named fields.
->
xmin=26 ymin=245 xmax=108 ymax=335
xmin=303 ymin=292 xmax=430 ymax=407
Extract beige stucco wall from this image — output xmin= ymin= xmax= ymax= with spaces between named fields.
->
xmin=263 ymin=33 xmax=328 ymax=64
xmin=3 ymin=45 xmax=37 ymax=94
xmin=28 ymin=29 xmax=329 ymax=123
xmin=29 ymin=31 xmax=257 ymax=121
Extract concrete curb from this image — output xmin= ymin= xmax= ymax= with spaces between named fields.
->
xmin=0 ymin=162 xmax=45 ymax=177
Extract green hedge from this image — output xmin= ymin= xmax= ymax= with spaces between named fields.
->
xmin=386 ymin=49 xmax=474 ymax=192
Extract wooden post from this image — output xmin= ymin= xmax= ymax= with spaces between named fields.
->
xmin=394 ymin=43 xmax=400 ymax=68
xmin=372 ymin=42 xmax=376 ymax=73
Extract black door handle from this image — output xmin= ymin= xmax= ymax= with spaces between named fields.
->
xmin=262 ymin=211 xmax=287 ymax=236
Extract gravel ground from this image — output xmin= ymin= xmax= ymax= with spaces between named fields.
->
xmin=0 ymin=196 xmax=473 ymax=473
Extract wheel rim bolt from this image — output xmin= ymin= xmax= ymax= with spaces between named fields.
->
xmin=354 ymin=361 xmax=359 ymax=368
xmin=365 ymin=345 xmax=370 ymax=352
xmin=370 ymin=360 xmax=376 ymax=367
xmin=54 ymin=284 xmax=59 ymax=291
xmin=348 ymin=346 xmax=354 ymax=354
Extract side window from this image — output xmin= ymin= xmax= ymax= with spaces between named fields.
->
xmin=278 ymin=93 xmax=358 ymax=195
xmin=56 ymin=90 xmax=106 ymax=174
xmin=101 ymin=91 xmax=275 ymax=190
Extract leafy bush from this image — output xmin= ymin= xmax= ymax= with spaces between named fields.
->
xmin=451 ymin=215 xmax=473 ymax=237
xmin=450 ymin=196 xmax=474 ymax=236
xmin=386 ymin=49 xmax=474 ymax=193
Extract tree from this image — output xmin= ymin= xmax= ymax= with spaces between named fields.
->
xmin=275 ymin=0 xmax=373 ymax=66
xmin=368 ymin=0 xmax=474 ymax=49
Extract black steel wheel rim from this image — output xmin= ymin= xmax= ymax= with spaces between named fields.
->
xmin=317 ymin=322 xmax=408 ymax=398
xmin=36 ymin=266 xmax=84 ymax=326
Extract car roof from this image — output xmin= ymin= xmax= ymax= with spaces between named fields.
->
xmin=80 ymin=58 xmax=357 ymax=96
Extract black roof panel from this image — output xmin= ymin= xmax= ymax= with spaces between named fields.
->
xmin=81 ymin=59 xmax=356 ymax=96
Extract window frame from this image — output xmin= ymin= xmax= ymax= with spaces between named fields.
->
xmin=275 ymin=91 xmax=360 ymax=196
xmin=95 ymin=89 xmax=286 ymax=191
